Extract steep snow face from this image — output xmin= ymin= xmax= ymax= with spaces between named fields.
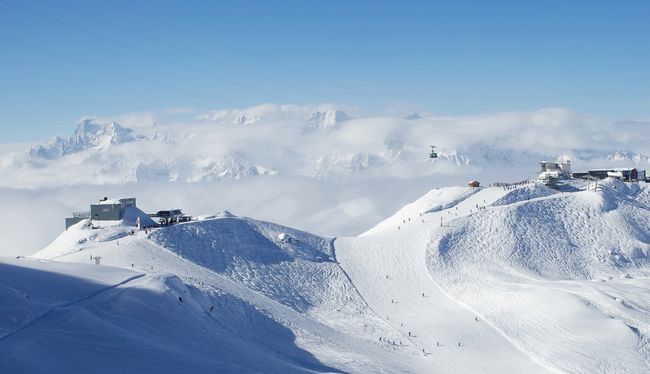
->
xmin=149 ymin=217 xmax=340 ymax=312
xmin=428 ymin=180 xmax=650 ymax=280
xmin=306 ymin=110 xmax=348 ymax=130
xmin=29 ymin=119 xmax=136 ymax=159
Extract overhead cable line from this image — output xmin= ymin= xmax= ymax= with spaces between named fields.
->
xmin=0 ymin=0 xmax=298 ymax=105
xmin=0 ymin=35 xmax=223 ymax=106
xmin=44 ymin=0 xmax=305 ymax=93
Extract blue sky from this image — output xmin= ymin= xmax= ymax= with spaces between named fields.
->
xmin=1 ymin=0 xmax=649 ymax=142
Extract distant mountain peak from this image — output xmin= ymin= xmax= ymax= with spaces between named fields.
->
xmin=234 ymin=114 xmax=259 ymax=125
xmin=307 ymin=110 xmax=348 ymax=130
xmin=28 ymin=119 xmax=135 ymax=159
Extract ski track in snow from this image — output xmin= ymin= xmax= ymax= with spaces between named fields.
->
xmin=4 ymin=179 xmax=649 ymax=373
xmin=0 ymin=273 xmax=145 ymax=343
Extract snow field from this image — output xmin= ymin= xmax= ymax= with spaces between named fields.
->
xmin=28 ymin=215 xmax=420 ymax=372
xmin=3 ymin=179 xmax=649 ymax=373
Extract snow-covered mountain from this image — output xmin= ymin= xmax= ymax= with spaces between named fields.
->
xmin=306 ymin=109 xmax=348 ymax=130
xmin=4 ymin=105 xmax=650 ymax=188
xmin=123 ymin=155 xmax=277 ymax=183
xmin=3 ymin=178 xmax=649 ymax=372
xmin=29 ymin=119 xmax=137 ymax=159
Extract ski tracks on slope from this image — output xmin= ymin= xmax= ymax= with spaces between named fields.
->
xmin=329 ymin=238 xmax=422 ymax=352
xmin=422 ymin=231 xmax=561 ymax=373
xmin=0 ymin=273 xmax=146 ymax=344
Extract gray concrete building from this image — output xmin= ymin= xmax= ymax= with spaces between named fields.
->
xmin=65 ymin=197 xmax=137 ymax=230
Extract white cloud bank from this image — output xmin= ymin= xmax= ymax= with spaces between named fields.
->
xmin=1 ymin=103 xmax=649 ymax=256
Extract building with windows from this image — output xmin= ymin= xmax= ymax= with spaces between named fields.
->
xmin=65 ymin=197 xmax=155 ymax=230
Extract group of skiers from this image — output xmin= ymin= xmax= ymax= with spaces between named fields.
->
xmin=380 ymin=274 xmax=474 ymax=355
xmin=398 ymin=214 xmax=427 ymax=230
xmin=378 ymin=334 xmax=465 ymax=355
xmin=399 ymin=201 xmax=494 ymax=231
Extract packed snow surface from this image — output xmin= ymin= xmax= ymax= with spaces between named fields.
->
xmin=3 ymin=178 xmax=650 ymax=372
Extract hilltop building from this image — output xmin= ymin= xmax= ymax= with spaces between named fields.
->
xmin=572 ymin=168 xmax=646 ymax=182
xmin=65 ymin=197 xmax=155 ymax=230
xmin=538 ymin=160 xmax=571 ymax=187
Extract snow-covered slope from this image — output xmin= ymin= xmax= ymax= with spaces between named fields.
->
xmin=0 ymin=257 xmax=350 ymax=373
xmin=23 ymin=214 xmax=420 ymax=373
xmin=336 ymin=179 xmax=650 ymax=373
xmin=4 ymin=179 xmax=650 ymax=373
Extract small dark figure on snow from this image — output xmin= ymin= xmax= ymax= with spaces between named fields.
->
xmin=178 ymin=296 xmax=183 ymax=303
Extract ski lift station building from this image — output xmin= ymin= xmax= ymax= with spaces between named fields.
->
xmin=65 ymin=197 xmax=154 ymax=230
xmin=91 ymin=197 xmax=136 ymax=220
